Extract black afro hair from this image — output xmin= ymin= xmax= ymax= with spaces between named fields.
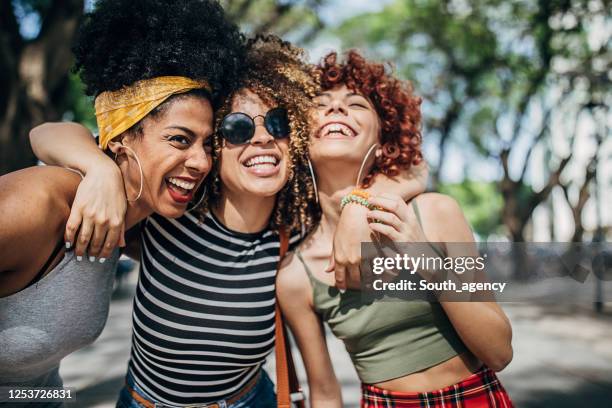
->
xmin=73 ymin=0 xmax=246 ymax=101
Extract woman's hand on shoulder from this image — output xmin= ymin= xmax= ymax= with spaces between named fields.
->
xmin=366 ymin=193 xmax=426 ymax=242
xmin=367 ymin=192 xmax=471 ymax=243
xmin=66 ymin=161 xmax=127 ymax=262
xmin=29 ymin=121 xmax=128 ymax=261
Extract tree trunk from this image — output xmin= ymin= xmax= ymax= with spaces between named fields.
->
xmin=500 ymin=177 xmax=532 ymax=280
xmin=0 ymin=0 xmax=83 ymax=175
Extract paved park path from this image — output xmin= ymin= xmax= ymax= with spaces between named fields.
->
xmin=61 ymin=270 xmax=612 ymax=407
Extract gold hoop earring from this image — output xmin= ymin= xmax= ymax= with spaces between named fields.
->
xmin=355 ymin=144 xmax=379 ymax=186
xmin=187 ymin=185 xmax=207 ymax=212
xmin=306 ymin=158 xmax=319 ymax=204
xmin=114 ymin=145 xmax=143 ymax=202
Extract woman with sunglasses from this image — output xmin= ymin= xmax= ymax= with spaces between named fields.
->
xmin=0 ymin=0 xmax=245 ymax=403
xmin=30 ymin=37 xmax=425 ymax=406
xmin=277 ymin=50 xmax=514 ymax=407
xmin=30 ymin=35 xmax=314 ymax=408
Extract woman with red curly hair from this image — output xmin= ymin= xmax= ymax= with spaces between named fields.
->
xmin=277 ymin=50 xmax=514 ymax=407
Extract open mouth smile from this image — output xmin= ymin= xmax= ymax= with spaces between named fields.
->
xmin=241 ymin=153 xmax=282 ymax=176
xmin=165 ymin=176 xmax=200 ymax=203
xmin=319 ymin=122 xmax=357 ymax=138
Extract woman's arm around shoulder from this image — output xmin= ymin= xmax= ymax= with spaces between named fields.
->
xmin=29 ymin=121 xmax=127 ymax=261
xmin=366 ymin=192 xmax=513 ymax=371
xmin=277 ymin=252 xmax=342 ymax=407
xmin=415 ymin=192 xmax=514 ymax=372
xmin=29 ymin=122 xmax=110 ymax=171
xmin=0 ymin=166 xmax=81 ymax=296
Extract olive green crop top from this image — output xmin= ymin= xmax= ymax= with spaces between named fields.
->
xmin=296 ymin=201 xmax=467 ymax=384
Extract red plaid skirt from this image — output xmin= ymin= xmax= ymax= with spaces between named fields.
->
xmin=361 ymin=366 xmax=514 ymax=407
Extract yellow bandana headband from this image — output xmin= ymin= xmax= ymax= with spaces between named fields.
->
xmin=94 ymin=76 xmax=211 ymax=149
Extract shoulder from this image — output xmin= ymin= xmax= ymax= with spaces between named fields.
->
xmin=412 ymin=193 xmax=472 ymax=242
xmin=0 ymin=165 xmax=81 ymax=191
xmin=0 ymin=166 xmax=81 ymax=280
xmin=0 ymin=166 xmax=80 ymax=241
xmin=277 ymin=249 xmax=312 ymax=306
xmin=0 ymin=166 xmax=80 ymax=210
xmin=415 ymin=193 xmax=463 ymax=217
xmin=277 ymin=250 xmax=308 ymax=292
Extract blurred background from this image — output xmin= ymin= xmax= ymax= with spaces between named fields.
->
xmin=1 ymin=0 xmax=611 ymax=406
xmin=2 ymin=0 xmax=610 ymax=242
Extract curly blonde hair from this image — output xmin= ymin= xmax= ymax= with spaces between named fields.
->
xmin=196 ymin=35 xmax=320 ymax=233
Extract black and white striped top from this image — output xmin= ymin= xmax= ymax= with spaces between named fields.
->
xmin=127 ymin=210 xmax=300 ymax=405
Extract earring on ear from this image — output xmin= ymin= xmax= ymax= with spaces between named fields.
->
xmin=187 ymin=185 xmax=207 ymax=212
xmin=114 ymin=145 xmax=144 ymax=202
xmin=355 ymin=144 xmax=379 ymax=186
xmin=306 ymin=157 xmax=319 ymax=204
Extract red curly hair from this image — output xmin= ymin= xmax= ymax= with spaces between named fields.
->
xmin=313 ymin=50 xmax=423 ymax=187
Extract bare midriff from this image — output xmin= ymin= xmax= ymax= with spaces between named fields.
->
xmin=373 ymin=352 xmax=482 ymax=392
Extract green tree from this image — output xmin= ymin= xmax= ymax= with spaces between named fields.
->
xmin=222 ymin=0 xmax=327 ymax=43
xmin=0 ymin=0 xmax=329 ymax=175
xmin=336 ymin=0 xmax=610 ymax=245
xmin=439 ymin=180 xmax=503 ymax=237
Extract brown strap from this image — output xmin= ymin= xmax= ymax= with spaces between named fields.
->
xmin=275 ymin=228 xmax=305 ymax=408
xmin=126 ymin=384 xmax=155 ymax=408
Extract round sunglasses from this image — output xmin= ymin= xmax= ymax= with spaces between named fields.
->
xmin=219 ymin=107 xmax=290 ymax=145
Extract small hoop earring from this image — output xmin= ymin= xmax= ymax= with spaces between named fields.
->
xmin=114 ymin=145 xmax=144 ymax=202
xmin=306 ymin=157 xmax=319 ymax=204
xmin=187 ymin=185 xmax=207 ymax=212
xmin=355 ymin=144 xmax=379 ymax=186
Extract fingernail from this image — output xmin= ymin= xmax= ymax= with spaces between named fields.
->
xmin=89 ymin=256 xmax=96 ymax=262
xmin=76 ymin=256 xmax=82 ymax=261
xmin=65 ymin=242 xmax=71 ymax=249
xmin=99 ymin=258 xmax=106 ymax=264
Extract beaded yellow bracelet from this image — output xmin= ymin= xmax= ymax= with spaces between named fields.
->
xmin=350 ymin=189 xmax=370 ymax=200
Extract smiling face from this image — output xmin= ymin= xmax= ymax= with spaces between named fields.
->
xmin=116 ymin=95 xmax=214 ymax=218
xmin=217 ymin=89 xmax=290 ymax=199
xmin=309 ymin=84 xmax=381 ymax=170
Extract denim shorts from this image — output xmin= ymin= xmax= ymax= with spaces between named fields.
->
xmin=116 ymin=369 xmax=276 ymax=408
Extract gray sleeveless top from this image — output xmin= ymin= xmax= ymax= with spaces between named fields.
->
xmin=0 ymin=248 xmax=119 ymax=396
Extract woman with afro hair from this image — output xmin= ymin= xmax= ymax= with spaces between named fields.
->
xmin=32 ymin=24 xmax=322 ymax=408
xmin=277 ymin=50 xmax=514 ymax=407
xmin=31 ymin=7 xmax=428 ymax=408
xmin=2 ymin=0 xmax=246 ymax=405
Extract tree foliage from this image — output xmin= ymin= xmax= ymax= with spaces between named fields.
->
xmin=336 ymin=0 xmax=610 ymax=242
xmin=221 ymin=0 xmax=326 ymax=43
xmin=2 ymin=0 xmax=607 ymax=246
xmin=439 ymin=180 xmax=503 ymax=237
